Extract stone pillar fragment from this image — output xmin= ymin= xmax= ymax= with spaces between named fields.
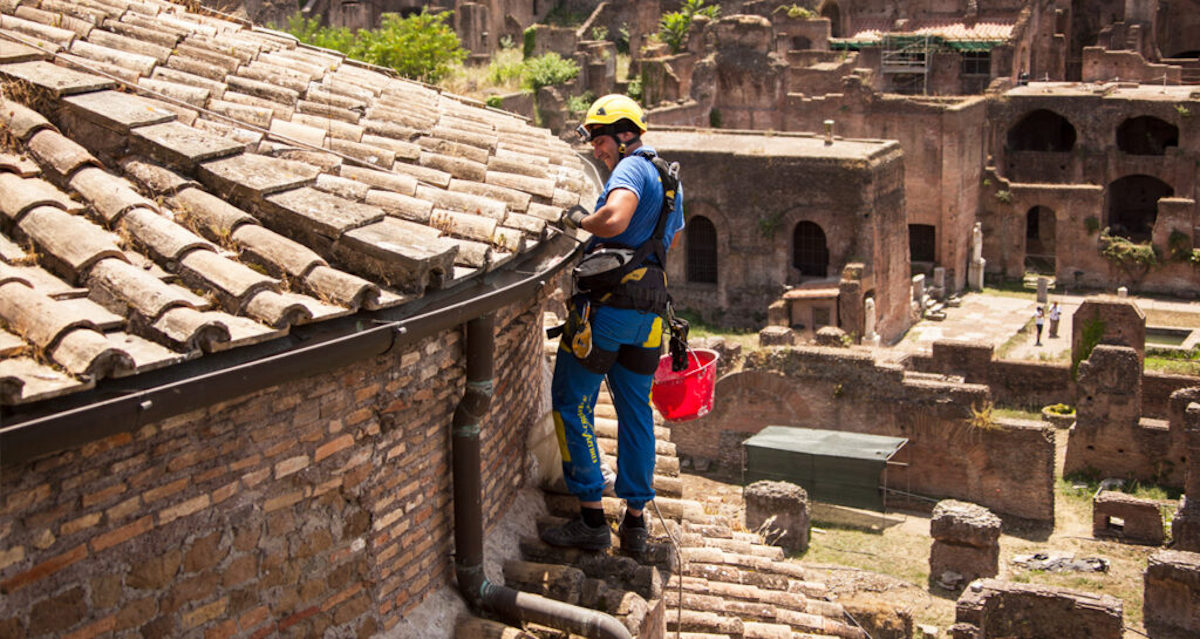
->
xmin=1173 ymin=403 xmax=1200 ymax=551
xmin=929 ymin=500 xmax=1001 ymax=590
xmin=1145 ymin=550 xmax=1200 ymax=639
xmin=744 ymin=480 xmax=810 ymax=553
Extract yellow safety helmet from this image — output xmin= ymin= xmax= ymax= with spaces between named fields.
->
xmin=576 ymin=94 xmax=647 ymax=143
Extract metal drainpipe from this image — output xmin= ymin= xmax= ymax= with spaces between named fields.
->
xmin=453 ymin=315 xmax=633 ymax=639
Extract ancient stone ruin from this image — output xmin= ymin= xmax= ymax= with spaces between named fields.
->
xmin=929 ymin=500 xmax=1002 ymax=590
xmin=950 ymin=579 xmax=1124 ymax=639
xmin=1092 ymin=491 xmax=1164 ymax=546
xmin=744 ymin=480 xmax=811 ymax=554
xmin=1144 ymin=549 xmax=1200 ymax=639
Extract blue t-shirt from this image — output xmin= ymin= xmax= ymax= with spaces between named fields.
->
xmin=589 ymin=146 xmax=684 ymax=259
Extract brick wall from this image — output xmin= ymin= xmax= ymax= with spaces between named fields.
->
xmin=672 ymin=346 xmax=1055 ymax=521
xmin=0 ymin=293 xmax=547 ymax=638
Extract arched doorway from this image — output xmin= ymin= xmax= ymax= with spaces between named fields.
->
xmin=1107 ymin=175 xmax=1174 ymax=241
xmin=818 ymin=0 xmax=842 ymax=38
xmin=686 ymin=216 xmax=718 ymax=284
xmin=792 ymin=221 xmax=829 ymax=278
xmin=1116 ymin=116 xmax=1179 ymax=155
xmin=1006 ymin=109 xmax=1077 ymax=152
xmin=1024 ymin=206 xmax=1056 ymax=274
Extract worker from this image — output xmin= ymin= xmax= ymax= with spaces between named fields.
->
xmin=541 ymin=94 xmax=685 ymax=554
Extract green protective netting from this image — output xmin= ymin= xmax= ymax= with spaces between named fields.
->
xmin=742 ymin=425 xmax=907 ymax=512
xmin=830 ymin=36 xmax=1001 ymax=53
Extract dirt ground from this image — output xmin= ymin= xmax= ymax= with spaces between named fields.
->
xmin=679 ymin=429 xmax=1162 ymax=638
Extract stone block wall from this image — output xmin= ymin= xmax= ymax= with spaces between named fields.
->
xmin=1144 ymin=550 xmax=1200 ymax=639
xmin=1092 ymin=491 xmax=1165 ymax=545
xmin=671 ymin=347 xmax=1056 ymax=521
xmin=0 ymin=294 xmax=547 ymax=638
xmin=929 ymin=500 xmax=1001 ymax=589
xmin=953 ymin=579 xmax=1124 ymax=639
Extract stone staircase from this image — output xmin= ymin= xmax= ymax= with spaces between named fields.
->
xmin=465 ymin=328 xmax=870 ymax=639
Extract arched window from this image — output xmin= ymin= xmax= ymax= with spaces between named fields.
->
xmin=792 ymin=221 xmax=829 ymax=278
xmin=818 ymin=0 xmax=842 ymax=38
xmin=1108 ymin=175 xmax=1173 ymax=241
xmin=908 ymin=224 xmax=936 ymax=263
xmin=1006 ymin=109 xmax=1077 ymax=152
xmin=686 ymin=216 xmax=718 ymax=284
xmin=1116 ymin=116 xmax=1179 ymax=156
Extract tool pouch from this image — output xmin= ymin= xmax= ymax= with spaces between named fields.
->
xmin=668 ymin=315 xmax=690 ymax=372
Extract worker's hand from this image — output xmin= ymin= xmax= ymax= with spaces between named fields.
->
xmin=561 ymin=205 xmax=589 ymax=230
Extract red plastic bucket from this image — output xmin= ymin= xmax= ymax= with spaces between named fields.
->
xmin=651 ymin=349 xmax=719 ymax=422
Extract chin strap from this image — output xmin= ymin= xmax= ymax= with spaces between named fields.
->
xmin=616 ymin=135 xmax=641 ymax=160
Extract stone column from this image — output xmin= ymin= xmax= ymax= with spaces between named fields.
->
xmin=1064 ymin=345 xmax=1143 ymax=478
xmin=968 ymin=222 xmax=986 ymax=291
xmin=1036 ymin=276 xmax=1049 ymax=303
xmin=744 ymin=481 xmax=810 ymax=553
xmin=863 ymin=297 xmax=878 ymax=344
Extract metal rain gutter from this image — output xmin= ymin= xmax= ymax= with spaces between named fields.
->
xmin=452 ymin=315 xmax=633 ymax=639
xmin=0 ymin=232 xmax=584 ymax=464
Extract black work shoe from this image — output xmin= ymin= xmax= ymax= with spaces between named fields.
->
xmin=618 ymin=519 xmax=648 ymax=555
xmin=541 ymin=517 xmax=611 ymax=551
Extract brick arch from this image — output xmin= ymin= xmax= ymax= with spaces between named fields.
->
xmin=1116 ymin=115 xmax=1179 ymax=156
xmin=818 ymin=0 xmax=842 ymax=37
xmin=1006 ymin=109 xmax=1077 ymax=152
xmin=1107 ymin=174 xmax=1173 ymax=241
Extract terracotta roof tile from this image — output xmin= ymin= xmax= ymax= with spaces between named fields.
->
xmin=243 ymin=289 xmax=311 ymax=328
xmin=318 ymin=76 xmax=378 ymax=101
xmin=69 ymin=166 xmax=158 ymax=224
xmin=295 ymin=98 xmax=361 ymax=124
xmin=226 ymin=74 xmax=299 ymax=105
xmin=205 ymin=98 xmax=272 ymax=128
xmin=171 ymin=42 xmax=240 ymax=73
xmin=14 ymin=7 xmax=94 ymax=39
xmin=486 ymin=170 xmax=557 ymax=200
xmin=86 ymin=25 xmax=171 ymax=62
xmin=417 ymin=151 xmax=486 ymax=181
xmin=50 ymin=326 xmax=134 ymax=378
xmin=315 ymin=173 xmax=370 ymax=200
xmin=57 ymin=51 xmax=143 ymax=83
xmin=150 ymin=66 xmax=227 ymax=98
xmin=415 ymin=184 xmax=506 ymax=220
xmin=291 ymin=112 xmax=362 ymax=141
xmin=359 ymin=134 xmax=420 ymax=161
xmin=163 ymin=52 xmax=229 ymax=81
xmin=148 ymin=305 xmax=229 ymax=352
xmin=121 ymin=157 xmax=199 ymax=195
xmin=17 ymin=205 xmax=126 ymax=284
xmin=430 ymin=208 xmax=498 ymax=244
xmin=302 ymin=86 xmax=366 ymax=111
xmin=303 ymin=264 xmax=378 ymax=310
xmin=131 ymin=120 xmax=244 ymax=170
xmin=196 ymin=153 xmax=319 ymax=200
xmin=102 ymin=18 xmax=180 ymax=48
xmin=0 ymin=14 xmax=76 ymax=48
xmin=327 ymin=137 xmax=393 ymax=168
xmin=136 ymin=75 xmax=211 ymax=107
xmin=39 ymin=0 xmax=112 ymax=23
xmin=104 ymin=330 xmax=192 ymax=375
xmin=363 ymin=190 xmax=432 ymax=223
xmin=333 ymin=216 xmax=458 ymax=292
xmin=0 ymin=173 xmax=80 ymax=221
xmin=177 ymin=248 xmax=277 ymax=308
xmin=417 ymin=136 xmax=489 ymax=164
xmin=0 ymin=97 xmax=54 ymax=141
xmin=229 ymin=223 xmax=325 ymax=279
xmin=451 ymin=238 xmax=491 ymax=268
xmin=68 ymin=39 xmax=158 ymax=76
xmin=366 ymin=104 xmax=436 ymax=131
xmin=0 ymin=356 xmax=92 ymax=403
xmin=0 ymin=152 xmax=40 ymax=177
xmin=0 ymin=280 xmax=101 ymax=350
xmin=237 ymin=60 xmax=311 ymax=93
xmin=190 ymin=118 xmax=261 ymax=149
xmin=88 ymin=257 xmax=198 ymax=321
xmin=120 ymin=206 xmax=215 ymax=263
xmin=340 ymin=164 xmax=418 ymax=196
xmin=63 ymin=90 xmax=175 ymax=134
xmin=259 ymin=186 xmax=383 ymax=246
xmin=220 ymin=89 xmax=295 ymax=121
xmin=388 ymin=159 xmax=451 ymax=187
xmin=448 ymin=178 xmax=532 ymax=212
xmin=259 ymin=51 xmax=328 ymax=80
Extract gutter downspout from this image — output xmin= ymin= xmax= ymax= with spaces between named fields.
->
xmin=453 ymin=315 xmax=633 ymax=639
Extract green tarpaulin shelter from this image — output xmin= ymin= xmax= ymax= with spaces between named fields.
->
xmin=742 ymin=426 xmax=908 ymax=512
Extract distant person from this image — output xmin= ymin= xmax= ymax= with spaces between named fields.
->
xmin=1034 ymin=306 xmax=1045 ymax=346
xmin=1048 ymin=302 xmax=1061 ymax=338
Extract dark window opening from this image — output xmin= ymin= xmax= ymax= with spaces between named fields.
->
xmin=819 ymin=1 xmax=841 ymax=38
xmin=1006 ymin=109 xmax=1077 ymax=152
xmin=1107 ymin=175 xmax=1173 ymax=241
xmin=793 ymin=221 xmax=829 ymax=278
xmin=813 ymin=307 xmax=831 ymax=328
xmin=1024 ymin=206 xmax=1056 ymax=274
xmin=1116 ymin=116 xmax=1179 ymax=156
xmin=792 ymin=36 xmax=812 ymax=50
xmin=1026 ymin=210 xmax=1039 ymax=239
xmin=1168 ymin=50 xmax=1200 ymax=59
xmin=686 ymin=216 xmax=718 ymax=284
xmin=962 ymin=51 xmax=991 ymax=76
xmin=909 ymin=224 xmax=936 ymax=263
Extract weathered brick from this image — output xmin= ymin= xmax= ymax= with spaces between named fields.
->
xmin=81 ymin=432 xmax=133 ymax=458
xmin=81 ymin=482 xmax=127 ymax=509
xmin=230 ymin=454 xmax=261 ymax=472
xmin=92 ymin=515 xmax=153 ymax=552
xmin=195 ymin=465 xmax=229 ymax=484
xmin=278 ymin=606 xmax=319 ymax=631
xmin=105 ymin=496 xmax=141 ymax=522
xmin=159 ymin=494 xmax=211 ymax=525
xmin=265 ymin=491 xmax=304 ymax=512
xmin=275 ymin=455 xmax=310 ymax=478
xmin=212 ymin=480 xmax=239 ymax=505
xmin=60 ymin=615 xmax=116 ymax=639
xmin=315 ymin=434 xmax=354 ymax=463
xmin=263 ymin=440 xmax=296 ymax=458
xmin=143 ymin=477 xmax=189 ymax=504
xmin=164 ymin=572 xmax=220 ymax=614
xmin=30 ymin=586 xmax=87 ymax=635
xmin=1 ymin=543 xmax=87 ymax=593
xmin=182 ymin=597 xmax=227 ymax=629
xmin=61 ymin=512 xmax=103 ymax=537
xmin=239 ymin=604 xmax=270 ymax=631
xmin=243 ymin=467 xmax=271 ymax=487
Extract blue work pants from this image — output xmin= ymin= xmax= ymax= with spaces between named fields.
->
xmin=551 ymin=304 xmax=662 ymax=510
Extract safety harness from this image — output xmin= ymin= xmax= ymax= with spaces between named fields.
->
xmin=574 ymin=149 xmax=680 ymax=317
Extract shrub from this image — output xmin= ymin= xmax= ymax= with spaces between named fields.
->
xmin=774 ymin=4 xmax=817 ymax=19
xmin=566 ymin=91 xmax=595 ymax=115
xmin=1168 ymin=229 xmax=1193 ymax=261
xmin=1084 ymin=216 xmax=1100 ymax=235
xmin=522 ymin=53 xmax=580 ymax=92
xmin=1045 ymin=403 xmax=1075 ymax=415
xmin=1098 ymin=228 xmax=1158 ymax=274
xmin=279 ymin=10 xmax=465 ymax=83
xmin=994 ymin=189 xmax=1012 ymax=204
xmin=659 ymin=0 xmax=720 ymax=53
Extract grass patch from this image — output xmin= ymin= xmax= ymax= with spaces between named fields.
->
xmin=676 ymin=310 xmax=760 ymax=352
xmin=1145 ymin=355 xmax=1200 ymax=375
xmin=800 ymin=525 xmax=932 ymax=587
xmin=993 ymin=407 xmax=1041 ymax=421
xmin=995 ymin=317 xmax=1034 ymax=359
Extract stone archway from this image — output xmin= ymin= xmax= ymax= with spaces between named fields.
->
xmin=792 ymin=221 xmax=829 ymax=278
xmin=1116 ymin=116 xmax=1179 ymax=155
xmin=818 ymin=0 xmax=842 ymax=37
xmin=1107 ymin=175 xmax=1174 ymax=241
xmin=1006 ymin=109 xmax=1077 ymax=152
